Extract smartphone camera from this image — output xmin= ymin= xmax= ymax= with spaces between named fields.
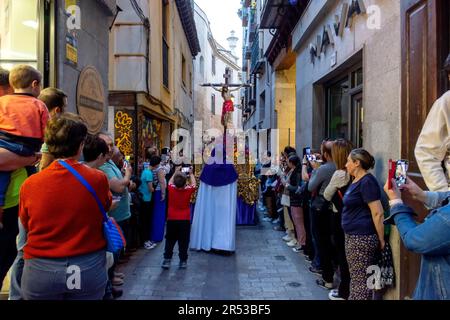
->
xmin=304 ymin=147 xmax=315 ymax=162
xmin=182 ymin=167 xmax=190 ymax=174
xmin=395 ymin=160 xmax=409 ymax=187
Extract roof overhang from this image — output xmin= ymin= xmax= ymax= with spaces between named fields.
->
xmin=175 ymin=0 xmax=201 ymax=57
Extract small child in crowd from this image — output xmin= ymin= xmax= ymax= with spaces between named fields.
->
xmin=0 ymin=65 xmax=49 ymax=225
xmin=161 ymin=166 xmax=196 ymax=269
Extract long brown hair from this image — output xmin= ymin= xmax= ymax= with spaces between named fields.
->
xmin=332 ymin=139 xmax=354 ymax=170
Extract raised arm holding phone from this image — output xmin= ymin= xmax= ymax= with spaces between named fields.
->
xmin=384 ymin=176 xmax=450 ymax=300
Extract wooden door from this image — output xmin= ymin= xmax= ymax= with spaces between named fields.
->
xmin=400 ymin=0 xmax=447 ymax=299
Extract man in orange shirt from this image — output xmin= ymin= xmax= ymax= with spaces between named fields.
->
xmin=0 ymin=65 xmax=49 ymax=222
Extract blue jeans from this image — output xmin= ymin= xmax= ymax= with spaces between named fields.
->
xmin=0 ymin=171 xmax=10 ymax=206
xmin=21 ymin=250 xmax=107 ymax=300
xmin=0 ymin=139 xmax=36 ymax=206
xmin=8 ymin=218 xmax=27 ymax=300
xmin=0 ymin=138 xmax=37 ymax=157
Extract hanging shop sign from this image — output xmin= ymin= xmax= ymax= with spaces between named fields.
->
xmin=309 ymin=0 xmax=366 ymax=64
xmin=65 ymin=34 xmax=78 ymax=66
xmin=76 ymin=66 xmax=106 ymax=134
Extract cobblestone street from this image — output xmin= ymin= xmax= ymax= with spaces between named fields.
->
xmin=117 ymin=212 xmax=328 ymax=300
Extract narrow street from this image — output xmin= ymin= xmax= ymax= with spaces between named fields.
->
xmin=117 ymin=211 xmax=328 ymax=300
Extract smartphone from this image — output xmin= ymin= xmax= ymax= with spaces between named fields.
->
xmin=388 ymin=159 xmax=395 ymax=189
xmin=304 ymin=147 xmax=316 ymax=162
xmin=394 ymin=160 xmax=409 ymax=187
xmin=182 ymin=167 xmax=190 ymax=174
xmin=123 ymin=160 xmax=129 ymax=170
xmin=303 ymin=147 xmax=311 ymax=157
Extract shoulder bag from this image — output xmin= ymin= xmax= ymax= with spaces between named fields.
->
xmin=58 ymin=160 xmax=126 ymax=254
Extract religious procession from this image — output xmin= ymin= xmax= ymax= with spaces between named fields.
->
xmin=0 ymin=0 xmax=449 ymax=307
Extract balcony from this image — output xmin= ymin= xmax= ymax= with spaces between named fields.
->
xmin=250 ymin=36 xmax=264 ymax=75
xmin=260 ymin=0 xmax=309 ymax=29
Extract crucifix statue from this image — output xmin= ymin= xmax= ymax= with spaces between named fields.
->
xmin=201 ymin=67 xmax=251 ymax=129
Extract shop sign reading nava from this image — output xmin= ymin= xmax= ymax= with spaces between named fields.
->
xmin=309 ymin=0 xmax=367 ymax=64
xmin=76 ymin=66 xmax=106 ymax=134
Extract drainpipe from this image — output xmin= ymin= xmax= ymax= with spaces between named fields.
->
xmin=134 ymin=93 xmax=139 ymax=176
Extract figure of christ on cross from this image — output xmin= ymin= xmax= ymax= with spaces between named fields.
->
xmin=201 ymin=67 xmax=251 ymax=130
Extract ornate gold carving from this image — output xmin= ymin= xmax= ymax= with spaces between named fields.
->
xmin=115 ymin=111 xmax=133 ymax=156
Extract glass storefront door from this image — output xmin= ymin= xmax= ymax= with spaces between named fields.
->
xmin=326 ymin=66 xmax=363 ymax=147
xmin=351 ymin=92 xmax=363 ymax=148
xmin=327 ymin=77 xmax=351 ymax=140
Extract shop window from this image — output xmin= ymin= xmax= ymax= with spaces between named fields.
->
xmin=260 ymin=91 xmax=265 ymax=121
xmin=199 ymin=56 xmax=204 ymax=76
xmin=211 ymin=94 xmax=216 ymax=115
xmin=140 ymin=113 xmax=163 ymax=162
xmin=182 ymin=54 xmax=186 ymax=87
xmin=162 ymin=0 xmax=169 ymax=88
xmin=0 ymin=0 xmax=39 ymax=70
xmin=351 ymin=68 xmax=363 ymax=89
xmin=326 ymin=66 xmax=363 ymax=148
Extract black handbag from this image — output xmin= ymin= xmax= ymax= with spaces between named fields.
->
xmin=376 ymin=241 xmax=396 ymax=289
xmin=311 ymin=195 xmax=330 ymax=212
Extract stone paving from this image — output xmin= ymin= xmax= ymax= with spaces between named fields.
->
xmin=117 ymin=212 xmax=329 ymax=300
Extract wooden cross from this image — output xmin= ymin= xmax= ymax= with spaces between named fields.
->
xmin=200 ymin=67 xmax=251 ymax=89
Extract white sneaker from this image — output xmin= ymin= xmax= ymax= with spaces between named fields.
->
xmin=282 ymin=235 xmax=292 ymax=242
xmin=286 ymin=239 xmax=298 ymax=247
xmin=144 ymin=241 xmax=157 ymax=250
xmin=328 ymin=289 xmax=345 ymax=300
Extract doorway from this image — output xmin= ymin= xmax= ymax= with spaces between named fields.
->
xmin=400 ymin=0 xmax=448 ymax=299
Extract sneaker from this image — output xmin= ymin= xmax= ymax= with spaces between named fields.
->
xmin=112 ymin=277 xmax=124 ymax=286
xmin=273 ymin=225 xmax=285 ymax=232
xmin=308 ymin=266 xmax=323 ymax=275
xmin=316 ymin=278 xmax=334 ymax=290
xmin=272 ymin=218 xmax=280 ymax=224
xmin=292 ymin=245 xmax=305 ymax=253
xmin=304 ymin=256 xmax=312 ymax=262
xmin=144 ymin=241 xmax=157 ymax=250
xmin=328 ymin=289 xmax=345 ymax=301
xmin=282 ymin=234 xmax=292 ymax=242
xmin=179 ymin=261 xmax=187 ymax=269
xmin=161 ymin=259 xmax=171 ymax=269
xmin=286 ymin=239 xmax=298 ymax=247
xmin=262 ymin=217 xmax=272 ymax=222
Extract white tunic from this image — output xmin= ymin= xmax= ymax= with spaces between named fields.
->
xmin=190 ymin=181 xmax=237 ymax=252
xmin=415 ymin=90 xmax=450 ymax=191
